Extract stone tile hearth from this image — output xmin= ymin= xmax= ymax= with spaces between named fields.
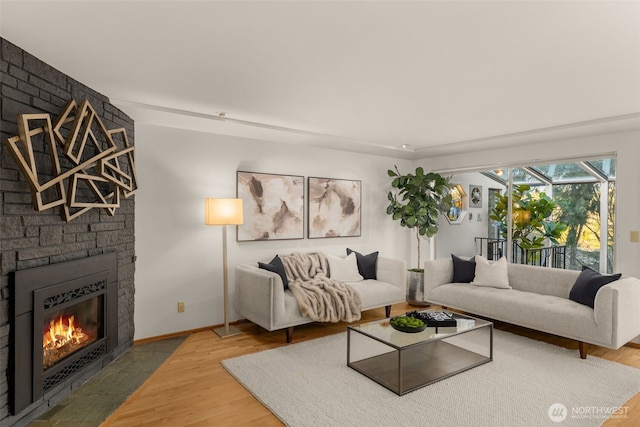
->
xmin=28 ymin=336 xmax=185 ymax=427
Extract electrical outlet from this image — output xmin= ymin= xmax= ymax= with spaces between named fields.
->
xmin=177 ymin=301 xmax=185 ymax=313
xmin=631 ymin=231 xmax=640 ymax=243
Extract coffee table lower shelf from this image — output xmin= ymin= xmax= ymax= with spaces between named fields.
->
xmin=347 ymin=311 xmax=493 ymax=396
xmin=348 ymin=339 xmax=491 ymax=395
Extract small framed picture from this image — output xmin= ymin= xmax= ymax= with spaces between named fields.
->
xmin=469 ymin=185 xmax=482 ymax=208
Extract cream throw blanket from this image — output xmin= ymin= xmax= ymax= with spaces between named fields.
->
xmin=281 ymin=252 xmax=362 ymax=323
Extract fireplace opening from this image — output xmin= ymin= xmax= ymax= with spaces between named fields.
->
xmin=42 ymin=295 xmax=104 ymax=370
xmin=10 ymin=252 xmax=118 ymax=416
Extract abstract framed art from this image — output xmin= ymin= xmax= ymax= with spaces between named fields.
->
xmin=237 ymin=171 xmax=304 ymax=241
xmin=308 ymin=177 xmax=361 ymax=238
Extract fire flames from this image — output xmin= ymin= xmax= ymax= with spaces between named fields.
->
xmin=43 ymin=315 xmax=91 ymax=369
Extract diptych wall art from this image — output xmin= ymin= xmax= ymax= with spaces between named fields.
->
xmin=236 ymin=171 xmax=304 ymax=241
xmin=308 ymin=177 xmax=361 ymax=238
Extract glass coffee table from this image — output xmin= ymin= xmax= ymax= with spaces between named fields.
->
xmin=347 ymin=310 xmax=493 ymax=395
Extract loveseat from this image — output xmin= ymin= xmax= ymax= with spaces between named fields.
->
xmin=423 ymin=257 xmax=640 ymax=358
xmin=235 ymin=254 xmax=406 ymax=342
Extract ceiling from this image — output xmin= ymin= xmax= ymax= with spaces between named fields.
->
xmin=1 ymin=1 xmax=639 ymax=159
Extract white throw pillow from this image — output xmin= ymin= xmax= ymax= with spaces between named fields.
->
xmin=471 ymin=255 xmax=511 ymax=289
xmin=328 ymin=253 xmax=363 ymax=282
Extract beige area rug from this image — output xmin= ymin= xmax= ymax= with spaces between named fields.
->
xmin=222 ymin=330 xmax=640 ymax=427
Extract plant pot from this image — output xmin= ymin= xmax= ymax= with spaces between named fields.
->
xmin=406 ymin=270 xmax=430 ymax=307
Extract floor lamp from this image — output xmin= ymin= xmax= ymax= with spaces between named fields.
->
xmin=205 ymin=198 xmax=244 ymax=338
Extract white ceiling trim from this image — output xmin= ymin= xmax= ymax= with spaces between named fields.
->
xmin=112 ymin=99 xmax=418 ymax=159
xmin=115 ymin=99 xmax=639 ymax=160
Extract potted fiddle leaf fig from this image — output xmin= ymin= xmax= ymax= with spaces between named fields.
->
xmin=387 ymin=166 xmax=453 ymax=305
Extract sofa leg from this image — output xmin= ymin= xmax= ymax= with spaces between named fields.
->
xmin=285 ymin=327 xmax=294 ymax=343
xmin=385 ymin=305 xmax=391 ymax=318
xmin=578 ymin=341 xmax=588 ymax=359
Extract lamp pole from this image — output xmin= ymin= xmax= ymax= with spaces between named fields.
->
xmin=205 ymin=198 xmax=243 ymax=338
xmin=219 ymin=224 xmax=233 ymax=336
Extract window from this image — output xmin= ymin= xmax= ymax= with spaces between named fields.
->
xmin=479 ymin=157 xmax=616 ymax=272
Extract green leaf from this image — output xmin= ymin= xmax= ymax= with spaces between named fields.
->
xmin=385 ymin=167 xmax=454 ymax=265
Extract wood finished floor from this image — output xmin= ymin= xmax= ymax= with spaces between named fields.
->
xmin=102 ymin=303 xmax=640 ymax=427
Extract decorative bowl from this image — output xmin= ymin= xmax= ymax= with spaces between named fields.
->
xmin=390 ymin=316 xmax=427 ymax=333
xmin=390 ymin=323 xmax=427 ymax=333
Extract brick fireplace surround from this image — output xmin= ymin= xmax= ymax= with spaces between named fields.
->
xmin=0 ymin=38 xmax=135 ymax=426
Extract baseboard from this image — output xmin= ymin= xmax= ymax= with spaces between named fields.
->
xmin=133 ymin=320 xmax=249 ymax=345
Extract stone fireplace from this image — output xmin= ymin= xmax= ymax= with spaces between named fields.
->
xmin=1 ymin=39 xmax=135 ymax=425
xmin=10 ymin=253 xmax=118 ymax=415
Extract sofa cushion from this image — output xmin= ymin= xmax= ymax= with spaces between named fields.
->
xmin=451 ymin=254 xmax=476 ymax=283
xmin=347 ymin=279 xmax=405 ymax=309
xmin=507 ymin=263 xmax=579 ymax=298
xmin=472 ymin=256 xmax=511 ymax=289
xmin=258 ymin=255 xmax=289 ymax=290
xmin=347 ymin=248 xmax=378 ymax=280
xmin=569 ymin=266 xmax=621 ymax=308
xmin=428 ymin=283 xmax=609 ymax=345
xmin=328 ymin=253 xmax=363 ymax=282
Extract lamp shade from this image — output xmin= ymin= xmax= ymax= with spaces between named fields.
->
xmin=205 ymin=198 xmax=244 ymax=225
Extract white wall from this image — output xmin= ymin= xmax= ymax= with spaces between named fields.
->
xmin=434 ymin=173 xmax=506 ymax=258
xmin=422 ymin=130 xmax=640 ymax=277
xmin=134 ymin=124 xmax=639 ymax=340
xmin=134 ymin=123 xmax=413 ymax=340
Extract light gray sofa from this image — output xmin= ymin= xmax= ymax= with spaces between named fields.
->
xmin=235 ymin=256 xmax=406 ymax=342
xmin=423 ymin=258 xmax=640 ymax=358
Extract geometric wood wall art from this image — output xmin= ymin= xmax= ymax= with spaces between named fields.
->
xmin=2 ymin=99 xmax=137 ymax=221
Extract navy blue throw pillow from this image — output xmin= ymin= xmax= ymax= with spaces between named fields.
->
xmin=346 ymin=249 xmax=378 ymax=280
xmin=451 ymin=254 xmax=476 ymax=283
xmin=258 ymin=255 xmax=289 ymax=290
xmin=569 ymin=266 xmax=621 ymax=308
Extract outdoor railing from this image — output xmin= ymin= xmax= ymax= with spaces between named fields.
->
xmin=474 ymin=237 xmax=506 ymax=260
xmin=474 ymin=237 xmax=567 ymax=269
